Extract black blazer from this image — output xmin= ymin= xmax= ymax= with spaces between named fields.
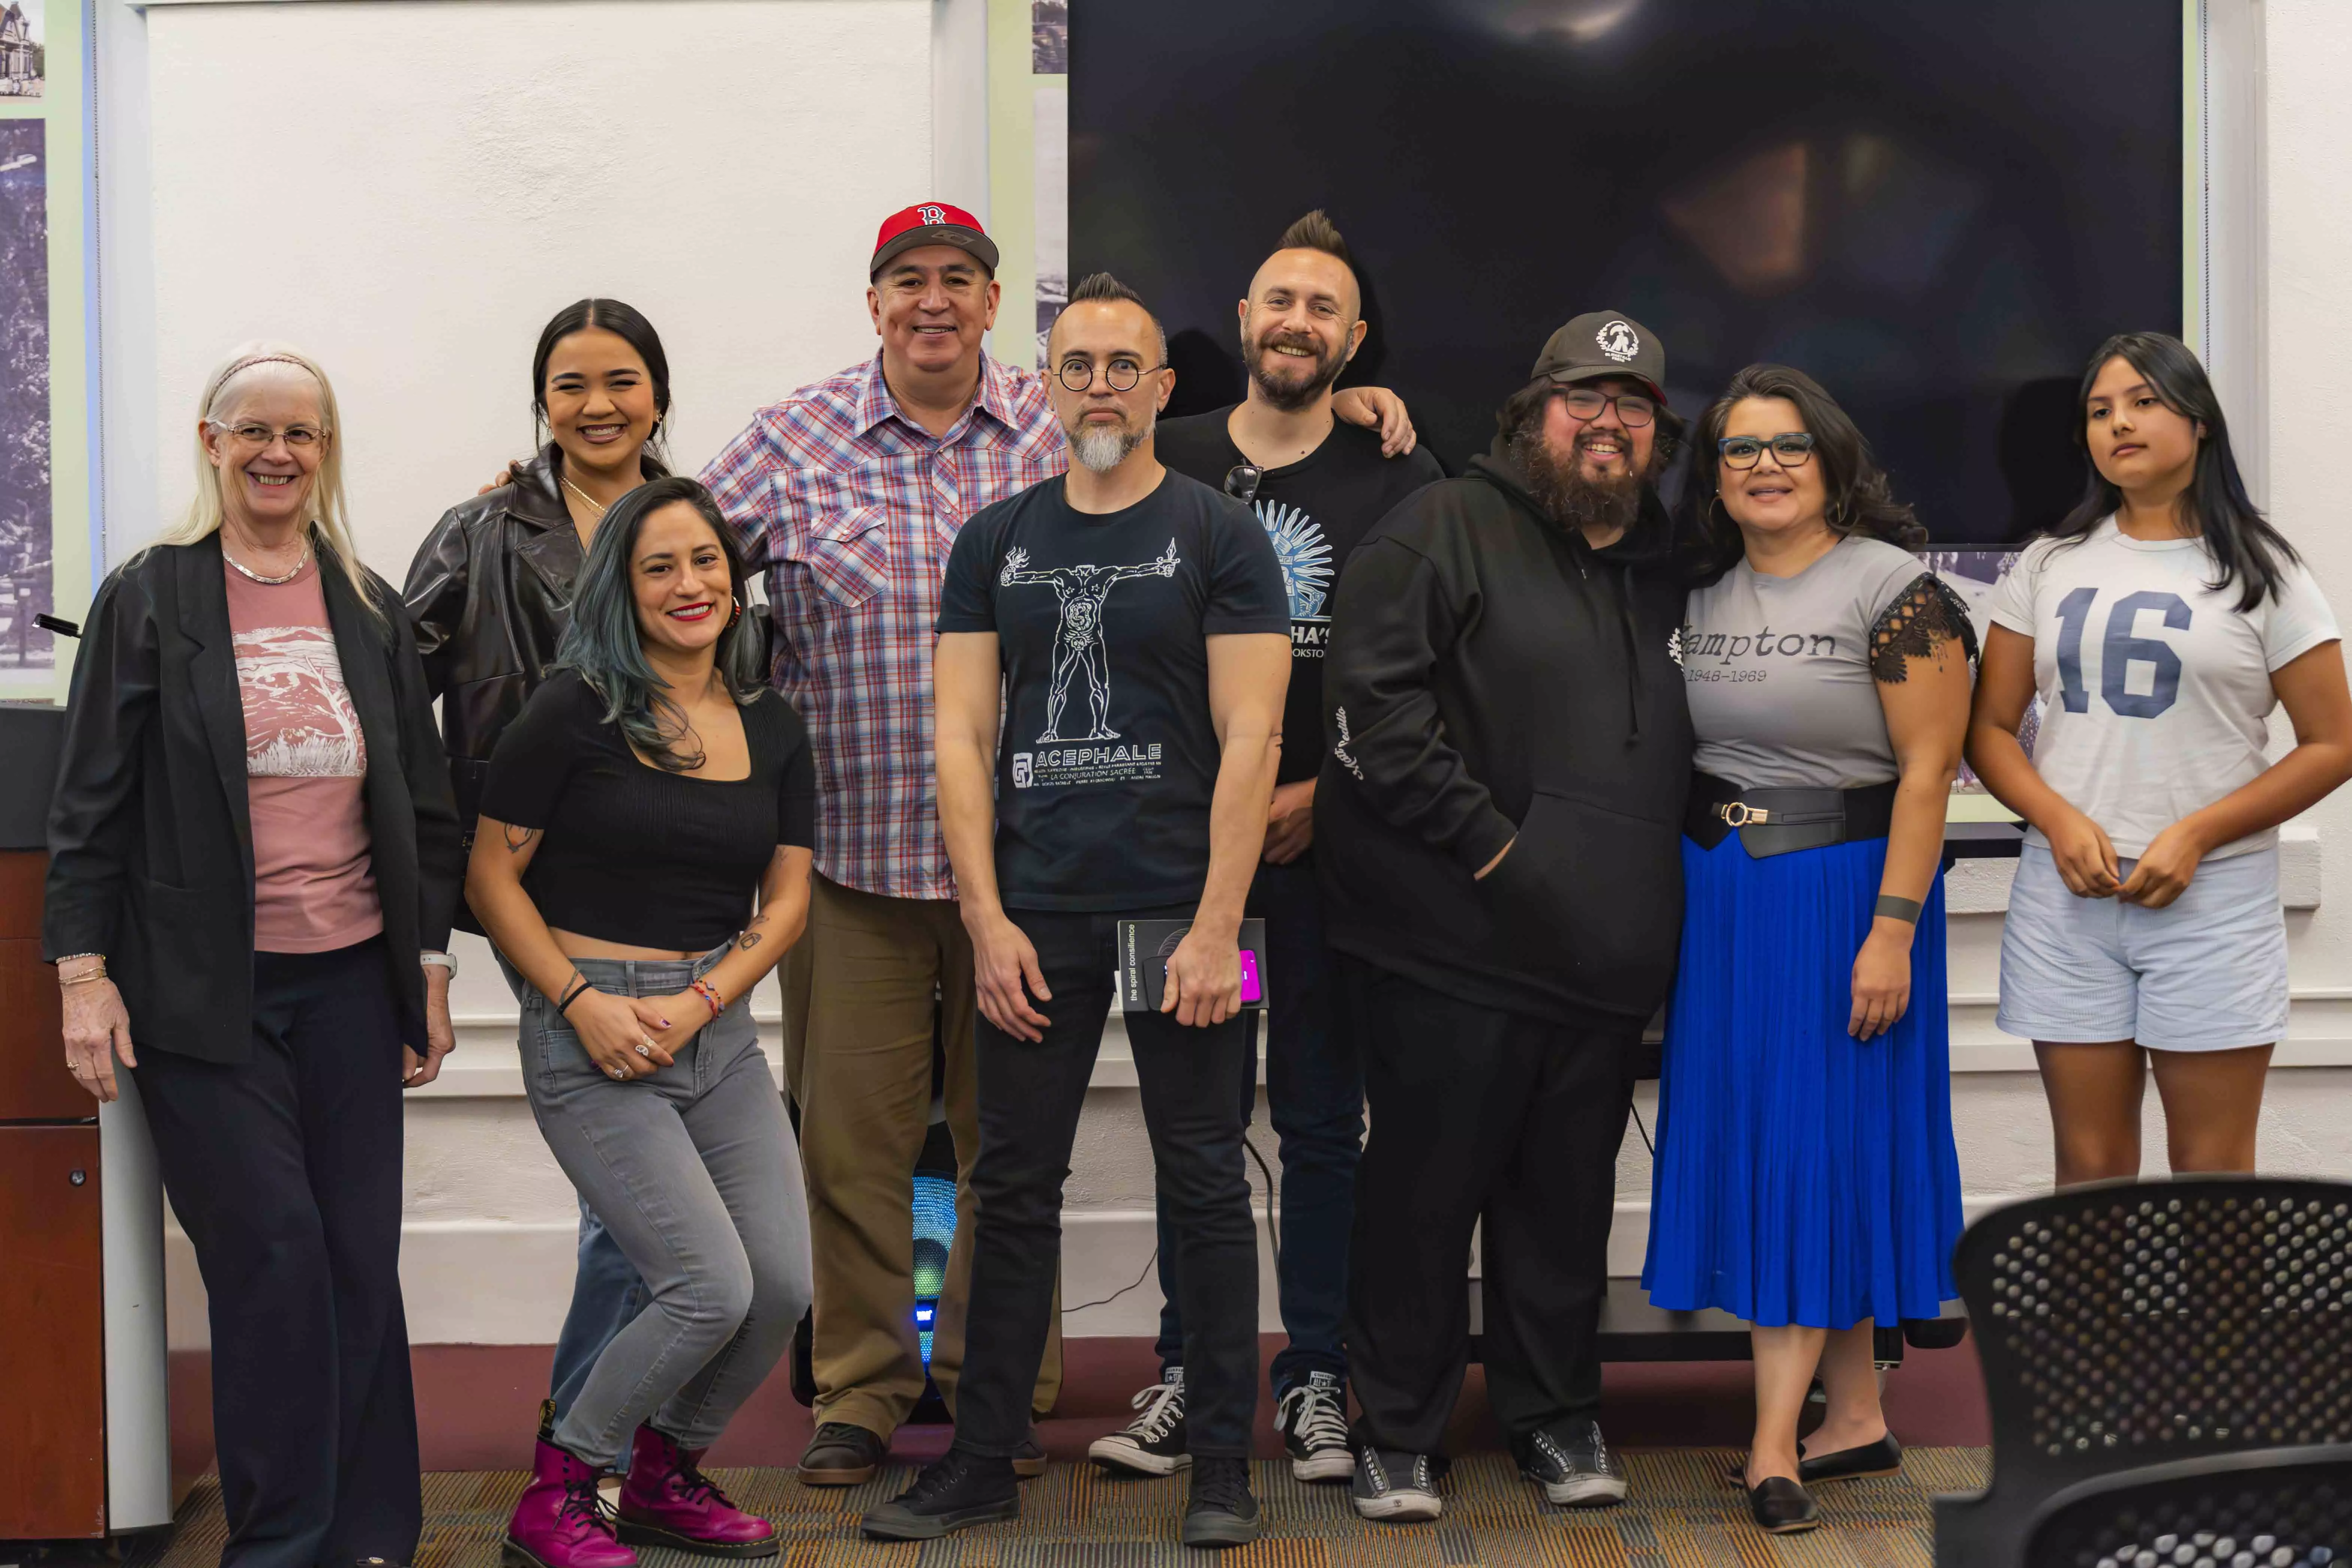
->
xmin=42 ymin=534 xmax=462 ymax=1063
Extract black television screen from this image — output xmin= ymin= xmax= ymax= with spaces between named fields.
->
xmin=1069 ymin=0 xmax=2183 ymax=545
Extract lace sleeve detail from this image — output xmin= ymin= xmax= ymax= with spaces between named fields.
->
xmin=1868 ymin=572 xmax=1979 ymax=683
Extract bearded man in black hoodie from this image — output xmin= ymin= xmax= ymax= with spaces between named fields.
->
xmin=1317 ymin=312 xmax=1695 ymax=1523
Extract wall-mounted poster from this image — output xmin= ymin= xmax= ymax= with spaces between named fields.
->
xmin=0 ymin=0 xmax=85 ymax=696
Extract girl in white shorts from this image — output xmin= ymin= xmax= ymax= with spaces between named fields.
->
xmin=1967 ymin=332 xmax=2352 ymax=1186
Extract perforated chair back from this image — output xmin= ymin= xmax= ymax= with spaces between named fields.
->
xmin=1934 ymin=1177 xmax=2352 ymax=1568
xmin=2024 ymin=1449 xmax=2352 ymax=1568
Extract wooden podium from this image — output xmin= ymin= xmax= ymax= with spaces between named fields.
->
xmin=0 ymin=702 xmax=170 ymax=1539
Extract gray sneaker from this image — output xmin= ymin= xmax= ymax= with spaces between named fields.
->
xmin=1521 ymin=1418 xmax=1628 ymax=1507
xmin=1349 ymin=1440 xmax=1441 ymax=1522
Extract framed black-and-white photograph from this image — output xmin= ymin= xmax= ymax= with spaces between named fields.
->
xmin=0 ymin=117 xmax=52 ymax=674
xmin=0 ymin=1 xmax=42 ymax=100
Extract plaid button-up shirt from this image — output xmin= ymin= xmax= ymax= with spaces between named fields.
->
xmin=701 ymin=350 xmax=1066 ymax=900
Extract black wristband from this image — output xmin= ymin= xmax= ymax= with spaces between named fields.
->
xmin=1874 ymin=894 xmax=1922 ymax=924
xmin=555 ymin=975 xmax=592 ymax=1015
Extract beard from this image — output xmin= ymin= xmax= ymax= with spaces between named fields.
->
xmin=1510 ymin=416 xmax=1647 ymax=535
xmin=1241 ymin=315 xmax=1351 ymax=412
xmin=1068 ymin=408 xmax=1154 ymax=473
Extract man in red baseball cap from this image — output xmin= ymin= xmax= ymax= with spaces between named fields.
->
xmin=697 ymin=204 xmax=1417 ymax=1488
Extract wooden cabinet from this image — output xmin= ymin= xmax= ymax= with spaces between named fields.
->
xmin=0 ymin=1124 xmax=106 ymax=1538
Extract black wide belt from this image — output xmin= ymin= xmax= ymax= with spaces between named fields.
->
xmin=1682 ymin=772 xmax=1898 ymax=859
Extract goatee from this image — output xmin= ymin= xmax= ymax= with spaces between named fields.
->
xmin=1070 ymin=413 xmax=1152 ymax=473
xmin=1511 ymin=422 xmax=1643 ymax=536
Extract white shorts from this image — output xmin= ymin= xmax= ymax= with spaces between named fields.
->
xmin=1996 ymin=842 xmax=2288 ymax=1053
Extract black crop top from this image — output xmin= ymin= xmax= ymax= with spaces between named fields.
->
xmin=478 ymin=669 xmax=816 ymax=951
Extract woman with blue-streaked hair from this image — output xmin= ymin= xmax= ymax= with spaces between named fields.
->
xmin=466 ymin=475 xmax=815 ymax=1568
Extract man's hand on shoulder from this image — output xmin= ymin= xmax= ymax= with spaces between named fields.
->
xmin=1332 ymin=386 xmax=1418 ymax=458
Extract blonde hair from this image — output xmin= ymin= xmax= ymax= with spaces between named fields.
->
xmin=157 ymin=342 xmax=379 ymax=618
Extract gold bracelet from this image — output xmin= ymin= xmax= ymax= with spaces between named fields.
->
xmin=60 ymin=969 xmax=110 ymax=986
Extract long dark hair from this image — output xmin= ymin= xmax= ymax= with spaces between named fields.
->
xmin=1688 ymin=363 xmax=1923 ymax=580
xmin=2050 ymin=332 xmax=2294 ymax=612
xmin=555 ymin=476 xmax=762 ymax=773
xmin=530 ymin=298 xmax=673 ymax=479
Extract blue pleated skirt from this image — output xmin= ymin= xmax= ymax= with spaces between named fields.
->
xmin=1640 ymin=834 xmax=1963 ymax=1331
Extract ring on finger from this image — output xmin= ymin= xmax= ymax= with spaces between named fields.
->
xmin=610 ymin=1065 xmax=629 ymax=1080
xmin=636 ymin=1039 xmax=653 ymax=1058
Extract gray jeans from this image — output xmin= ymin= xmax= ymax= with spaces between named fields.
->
xmin=518 ymin=948 xmax=811 ymax=1469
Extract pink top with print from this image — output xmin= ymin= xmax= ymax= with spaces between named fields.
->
xmin=223 ymin=555 xmax=383 ymax=953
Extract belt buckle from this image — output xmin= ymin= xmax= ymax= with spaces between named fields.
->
xmin=1715 ymin=801 xmax=1771 ymax=827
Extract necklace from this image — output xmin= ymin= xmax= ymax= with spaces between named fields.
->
xmin=561 ymin=473 xmax=610 ymax=519
xmin=223 ymin=535 xmax=312 ymax=585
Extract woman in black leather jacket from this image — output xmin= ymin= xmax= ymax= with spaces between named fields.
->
xmin=403 ymin=298 xmax=673 ymax=845
xmin=400 ymin=298 xmax=677 ymax=1451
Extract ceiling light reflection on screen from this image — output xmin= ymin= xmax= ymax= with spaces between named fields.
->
xmin=1462 ymin=0 xmax=1645 ymax=45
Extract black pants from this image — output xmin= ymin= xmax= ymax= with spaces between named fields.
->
xmin=1342 ymin=957 xmax=1639 ymax=1459
xmin=1154 ymin=856 xmax=1361 ymax=1393
xmin=955 ymin=906 xmax=1259 ymax=1459
xmin=134 ymin=940 xmax=421 ymax=1568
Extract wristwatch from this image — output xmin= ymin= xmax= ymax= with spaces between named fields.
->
xmin=420 ymin=951 xmax=459 ymax=978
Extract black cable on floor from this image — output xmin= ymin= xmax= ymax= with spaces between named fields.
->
xmin=1063 ymin=1246 xmax=1157 ymax=1315
xmin=1630 ymin=1101 xmax=1656 ymax=1157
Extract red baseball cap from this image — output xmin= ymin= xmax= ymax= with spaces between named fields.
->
xmin=870 ymin=202 xmax=999 ymax=278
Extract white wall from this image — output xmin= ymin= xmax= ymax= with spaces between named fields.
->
xmin=123 ymin=0 xmax=2352 ymax=1350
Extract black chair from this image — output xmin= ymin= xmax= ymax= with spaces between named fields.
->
xmin=1935 ymin=1177 xmax=2352 ymax=1567
xmin=2021 ymin=1448 xmax=2352 ymax=1568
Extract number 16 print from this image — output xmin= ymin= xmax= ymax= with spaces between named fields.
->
xmin=2053 ymin=587 xmax=2191 ymax=718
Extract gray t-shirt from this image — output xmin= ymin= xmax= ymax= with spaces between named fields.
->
xmin=1681 ymin=535 xmax=1945 ymax=789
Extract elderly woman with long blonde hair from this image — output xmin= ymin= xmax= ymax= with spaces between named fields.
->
xmin=45 ymin=345 xmax=460 ymax=1568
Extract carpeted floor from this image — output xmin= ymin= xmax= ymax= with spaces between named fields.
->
xmin=136 ymin=1448 xmax=1989 ymax=1567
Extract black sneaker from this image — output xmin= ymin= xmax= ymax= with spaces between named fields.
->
xmin=1521 ymin=1417 xmax=1628 ymax=1507
xmin=1087 ymin=1367 xmax=1189 ymax=1476
xmin=1275 ymin=1372 xmax=1354 ymax=1482
xmin=1350 ymin=1439 xmax=1441 ymax=1522
xmin=858 ymin=1449 xmax=1018 ymax=1541
xmin=1181 ymin=1456 xmax=1262 ymax=1549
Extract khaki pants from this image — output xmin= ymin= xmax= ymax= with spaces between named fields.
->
xmin=781 ymin=873 xmax=1063 ymax=1438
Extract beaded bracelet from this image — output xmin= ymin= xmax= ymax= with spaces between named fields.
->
xmin=690 ymin=978 xmax=725 ymax=1021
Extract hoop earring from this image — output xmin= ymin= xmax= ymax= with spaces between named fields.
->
xmin=727 ymin=596 xmax=744 ymax=630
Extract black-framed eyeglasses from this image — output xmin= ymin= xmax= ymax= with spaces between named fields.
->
xmin=1717 ymin=432 xmax=1816 ymax=469
xmin=1223 ymin=464 xmax=1264 ymax=505
xmin=1558 ymin=386 xmax=1657 ymax=427
xmin=1057 ymin=356 xmax=1168 ymax=393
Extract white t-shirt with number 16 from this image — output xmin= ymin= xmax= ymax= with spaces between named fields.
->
xmin=1988 ymin=517 xmax=2340 ymax=861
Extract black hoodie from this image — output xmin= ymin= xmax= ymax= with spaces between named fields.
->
xmin=1314 ymin=440 xmax=1695 ymax=1023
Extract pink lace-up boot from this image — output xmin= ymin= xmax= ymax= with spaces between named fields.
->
xmin=615 ymin=1425 xmax=780 ymax=1559
xmin=503 ymin=1437 xmax=638 ymax=1568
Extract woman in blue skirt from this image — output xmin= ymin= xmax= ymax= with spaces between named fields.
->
xmin=1643 ymin=365 xmax=1972 ymax=1534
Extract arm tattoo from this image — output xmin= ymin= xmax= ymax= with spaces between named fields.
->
xmin=1869 ymin=573 xmax=1980 ymax=683
xmin=738 ymin=931 xmax=763 ymax=951
xmin=503 ymin=824 xmax=540 ymax=853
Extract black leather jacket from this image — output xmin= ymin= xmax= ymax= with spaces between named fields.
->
xmin=402 ymin=445 xmax=583 ymax=848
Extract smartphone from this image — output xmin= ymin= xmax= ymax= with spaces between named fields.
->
xmin=1237 ymin=948 xmax=1263 ymax=1004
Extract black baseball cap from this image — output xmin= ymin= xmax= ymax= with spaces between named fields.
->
xmin=1532 ymin=311 xmax=1667 ymax=403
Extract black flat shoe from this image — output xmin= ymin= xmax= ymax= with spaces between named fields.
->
xmin=1748 ymin=1475 xmax=1821 ymax=1534
xmin=1798 ymin=1432 xmax=1902 ymax=1483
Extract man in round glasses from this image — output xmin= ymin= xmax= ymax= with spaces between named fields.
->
xmin=698 ymin=204 xmax=1419 ymax=1492
xmin=1092 ymin=210 xmax=1442 ymax=1489
xmin=866 ymin=273 xmax=1290 ymax=1547
xmin=1313 ymin=312 xmax=1697 ymax=1522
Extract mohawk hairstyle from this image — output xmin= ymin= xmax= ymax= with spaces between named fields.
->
xmin=1058 ymin=271 xmax=1167 ymax=361
xmin=1275 ymin=208 xmax=1353 ymax=269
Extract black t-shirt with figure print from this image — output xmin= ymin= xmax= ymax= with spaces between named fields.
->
xmin=936 ymin=469 xmax=1290 ymax=912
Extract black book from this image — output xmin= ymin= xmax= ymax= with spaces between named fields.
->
xmin=1116 ymin=917 xmax=1269 ymax=1013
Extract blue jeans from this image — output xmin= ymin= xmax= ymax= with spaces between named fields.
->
xmin=1153 ymin=855 xmax=1362 ymax=1394
xmin=499 ymin=954 xmax=657 ymax=1454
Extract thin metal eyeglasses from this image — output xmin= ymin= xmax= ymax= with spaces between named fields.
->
xmin=1717 ymin=432 xmax=1816 ymax=469
xmin=208 ymin=419 xmax=326 ymax=449
xmin=1057 ymin=356 xmax=1168 ymax=393
xmin=1558 ymin=386 xmax=1658 ymax=427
